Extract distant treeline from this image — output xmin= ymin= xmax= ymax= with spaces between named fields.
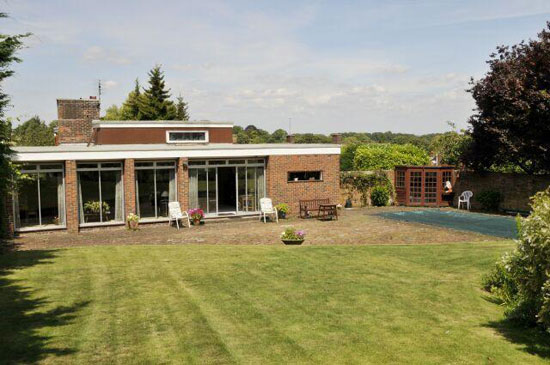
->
xmin=233 ymin=125 xmax=441 ymax=151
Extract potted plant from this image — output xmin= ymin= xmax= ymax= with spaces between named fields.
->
xmin=126 ymin=213 xmax=140 ymax=230
xmin=84 ymin=200 xmax=110 ymax=222
xmin=188 ymin=208 xmax=204 ymax=225
xmin=275 ymin=203 xmax=290 ymax=219
xmin=280 ymin=227 xmax=306 ymax=245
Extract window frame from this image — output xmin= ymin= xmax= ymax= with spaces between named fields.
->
xmin=134 ymin=160 xmax=178 ymax=221
xmin=166 ymin=130 xmax=209 ymax=144
xmin=287 ymin=171 xmax=323 ymax=183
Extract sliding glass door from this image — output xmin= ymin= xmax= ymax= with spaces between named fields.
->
xmin=188 ymin=159 xmax=265 ymax=216
xmin=77 ymin=162 xmax=123 ymax=224
xmin=135 ymin=161 xmax=176 ymax=219
xmin=13 ymin=163 xmax=65 ymax=229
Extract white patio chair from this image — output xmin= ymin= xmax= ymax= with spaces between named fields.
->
xmin=168 ymin=202 xmax=191 ymax=229
xmin=458 ymin=191 xmax=473 ymax=210
xmin=259 ymin=198 xmax=278 ymax=223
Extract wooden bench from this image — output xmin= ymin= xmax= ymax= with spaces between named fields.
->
xmin=299 ymin=198 xmax=330 ymax=218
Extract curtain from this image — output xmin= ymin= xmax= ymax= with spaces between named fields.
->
xmin=114 ymin=172 xmax=123 ymax=221
xmin=169 ymin=169 xmax=176 ymax=202
xmin=57 ymin=173 xmax=65 ymax=225
xmin=135 ymin=175 xmax=140 ymax=216
xmin=256 ymin=167 xmax=265 ymax=211
xmin=13 ymin=192 xmax=21 ymax=229
xmin=78 ymin=175 xmax=84 ymax=224
xmin=189 ymin=169 xmax=198 ymax=209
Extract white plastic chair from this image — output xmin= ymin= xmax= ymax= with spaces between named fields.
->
xmin=259 ymin=198 xmax=278 ymax=223
xmin=168 ymin=202 xmax=190 ymax=229
xmin=458 ymin=191 xmax=473 ymax=210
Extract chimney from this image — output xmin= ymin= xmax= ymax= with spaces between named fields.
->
xmin=286 ymin=134 xmax=295 ymax=143
xmin=56 ymin=98 xmax=100 ymax=144
xmin=331 ymin=133 xmax=342 ymax=144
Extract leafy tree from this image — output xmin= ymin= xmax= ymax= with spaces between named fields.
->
xmin=268 ymin=129 xmax=287 ymax=143
xmin=103 ymin=104 xmax=123 ymax=120
xmin=353 ymin=143 xmax=430 ymax=170
xmin=0 ymin=13 xmax=29 ymax=237
xmin=11 ymin=116 xmax=55 ymax=146
xmin=121 ymin=78 xmax=142 ymax=120
xmin=294 ymin=133 xmax=331 ymax=144
xmin=175 ymin=95 xmax=189 ymax=121
xmin=340 ymin=143 xmax=360 ymax=171
xmin=138 ymin=66 xmax=177 ymax=120
xmin=429 ymin=123 xmax=471 ymax=166
xmin=464 ymin=23 xmax=550 ymax=174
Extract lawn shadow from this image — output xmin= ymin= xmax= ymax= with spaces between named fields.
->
xmin=0 ymin=244 xmax=89 ymax=363
xmin=484 ymin=319 xmax=550 ymax=359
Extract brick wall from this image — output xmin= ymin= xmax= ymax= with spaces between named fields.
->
xmin=177 ymin=158 xmax=189 ymax=211
xmin=266 ymin=154 xmax=340 ymax=215
xmin=65 ymin=160 xmax=79 ymax=233
xmin=454 ymin=171 xmax=550 ymax=212
xmin=57 ymin=99 xmax=100 ymax=144
xmin=124 ymin=159 xmax=136 ymax=217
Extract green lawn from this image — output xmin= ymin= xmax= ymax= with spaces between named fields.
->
xmin=1 ymin=242 xmax=549 ymax=364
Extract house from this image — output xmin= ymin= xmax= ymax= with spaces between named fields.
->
xmin=7 ymin=97 xmax=341 ymax=234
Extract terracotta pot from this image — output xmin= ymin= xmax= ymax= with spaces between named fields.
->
xmin=128 ymin=220 xmax=139 ymax=230
xmin=193 ymin=218 xmax=201 ymax=226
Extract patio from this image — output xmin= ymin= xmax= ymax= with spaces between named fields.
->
xmin=12 ymin=208 xmax=499 ymax=250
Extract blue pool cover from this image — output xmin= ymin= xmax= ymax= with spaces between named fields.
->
xmin=378 ymin=209 xmax=518 ymax=239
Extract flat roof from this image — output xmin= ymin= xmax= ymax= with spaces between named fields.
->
xmin=92 ymin=120 xmax=234 ymax=128
xmin=13 ymin=143 xmax=341 ymax=162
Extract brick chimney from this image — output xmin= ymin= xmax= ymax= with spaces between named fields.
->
xmin=331 ymin=133 xmax=342 ymax=144
xmin=56 ymin=98 xmax=100 ymax=144
xmin=286 ymin=134 xmax=295 ymax=143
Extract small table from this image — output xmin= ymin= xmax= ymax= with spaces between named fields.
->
xmin=318 ymin=204 xmax=338 ymax=220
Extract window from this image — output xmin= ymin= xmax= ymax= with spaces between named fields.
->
xmin=135 ymin=161 xmax=177 ymax=219
xmin=396 ymin=170 xmax=405 ymax=189
xmin=13 ymin=163 xmax=65 ymax=229
xmin=77 ymin=162 xmax=123 ymax=224
xmin=442 ymin=171 xmax=452 ymax=188
xmin=166 ymin=131 xmax=208 ymax=143
xmin=288 ymin=171 xmax=322 ymax=182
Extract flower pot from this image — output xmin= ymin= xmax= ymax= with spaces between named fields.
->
xmin=282 ymin=239 xmax=304 ymax=245
xmin=192 ymin=219 xmax=201 ymax=226
xmin=278 ymin=211 xmax=287 ymax=219
xmin=128 ymin=220 xmax=139 ymax=230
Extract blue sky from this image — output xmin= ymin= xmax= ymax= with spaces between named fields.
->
xmin=3 ymin=0 xmax=550 ymax=134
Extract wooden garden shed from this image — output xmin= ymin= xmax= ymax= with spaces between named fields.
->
xmin=394 ymin=166 xmax=456 ymax=207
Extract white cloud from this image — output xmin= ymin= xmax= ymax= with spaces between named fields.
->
xmin=103 ymin=80 xmax=118 ymax=89
xmin=82 ymin=46 xmax=131 ymax=65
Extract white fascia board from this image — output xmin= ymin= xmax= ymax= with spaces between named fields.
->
xmin=93 ymin=123 xmax=232 ymax=128
xmin=13 ymin=147 xmax=341 ymax=162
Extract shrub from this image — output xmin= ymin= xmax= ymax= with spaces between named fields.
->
xmin=280 ymin=228 xmax=305 ymax=241
xmin=476 ymin=190 xmax=502 ymax=211
xmin=275 ymin=203 xmax=290 ymax=215
xmin=371 ymin=186 xmax=390 ymax=207
xmin=340 ymin=171 xmax=394 ymax=207
xmin=483 ymin=188 xmax=550 ymax=331
xmin=353 ymin=143 xmax=430 ymax=170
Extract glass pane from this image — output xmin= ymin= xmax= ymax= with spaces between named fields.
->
xmin=135 ymin=162 xmax=154 ymax=168
xmin=237 ymin=167 xmax=247 ymax=212
xmin=156 ymin=169 xmax=174 ymax=217
xmin=207 ymin=168 xmax=216 ymax=214
xmin=189 ymin=169 xmax=199 ymax=209
xmin=256 ymin=167 xmax=265 ymax=210
xmin=77 ymin=163 xmax=98 ymax=170
xmin=40 ymin=164 xmax=63 ymax=170
xmin=208 ymin=160 xmax=226 ymax=165
xmin=189 ymin=160 xmax=206 ymax=166
xmin=169 ymin=132 xmax=206 ymax=141
xmin=39 ymin=172 xmax=63 ymax=225
xmin=101 ymin=170 xmax=122 ymax=222
xmin=197 ymin=169 xmax=207 ymax=212
xmin=246 ymin=167 xmax=257 ymax=211
xmin=16 ymin=173 xmax=40 ymax=227
xmin=79 ymin=171 xmax=101 ymax=223
xmin=229 ymin=160 xmax=246 ymax=165
xmin=136 ymin=170 xmax=155 ymax=218
xmin=409 ymin=171 xmax=422 ymax=204
xmin=101 ymin=163 xmax=122 ymax=169
xmin=156 ymin=161 xmax=176 ymax=167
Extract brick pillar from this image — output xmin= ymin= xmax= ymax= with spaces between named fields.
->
xmin=177 ymin=158 xmax=189 ymax=211
xmin=124 ymin=159 xmax=136 ymax=218
xmin=65 ymin=160 xmax=79 ymax=233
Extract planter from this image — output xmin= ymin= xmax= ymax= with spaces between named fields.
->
xmin=192 ymin=219 xmax=202 ymax=226
xmin=128 ymin=220 xmax=139 ymax=230
xmin=278 ymin=211 xmax=287 ymax=219
xmin=282 ymin=239 xmax=304 ymax=245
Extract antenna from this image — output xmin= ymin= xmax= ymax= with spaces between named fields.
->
xmin=98 ymin=79 xmax=102 ymax=100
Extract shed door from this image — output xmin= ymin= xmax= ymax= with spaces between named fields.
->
xmin=423 ymin=171 xmax=438 ymax=206
xmin=408 ymin=169 xmax=423 ymax=206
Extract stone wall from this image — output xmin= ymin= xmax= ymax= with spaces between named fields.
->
xmin=454 ymin=171 xmax=550 ymax=212
xmin=266 ymin=154 xmax=340 ymax=215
